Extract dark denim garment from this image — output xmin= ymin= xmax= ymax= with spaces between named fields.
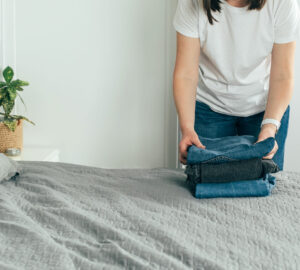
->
xmin=194 ymin=174 xmax=276 ymax=199
xmin=185 ymin=158 xmax=280 ymax=184
xmin=186 ymin=135 xmax=276 ymax=165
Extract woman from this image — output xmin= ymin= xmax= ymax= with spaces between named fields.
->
xmin=173 ymin=0 xmax=300 ymax=170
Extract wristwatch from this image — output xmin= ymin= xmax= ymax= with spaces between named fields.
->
xmin=260 ymin=118 xmax=281 ymax=133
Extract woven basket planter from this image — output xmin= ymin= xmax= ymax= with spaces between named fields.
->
xmin=0 ymin=120 xmax=23 ymax=153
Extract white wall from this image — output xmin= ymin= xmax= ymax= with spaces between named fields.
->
xmin=281 ymin=0 xmax=300 ymax=173
xmin=165 ymin=1 xmax=179 ymax=169
xmin=14 ymin=0 xmax=178 ymax=169
xmin=0 ymin=0 xmax=16 ymax=71
xmin=284 ymin=41 xmax=300 ymax=172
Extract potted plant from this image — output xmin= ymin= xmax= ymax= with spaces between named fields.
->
xmin=0 ymin=66 xmax=34 ymax=153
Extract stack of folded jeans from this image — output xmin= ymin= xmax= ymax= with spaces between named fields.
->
xmin=184 ymin=135 xmax=280 ymax=199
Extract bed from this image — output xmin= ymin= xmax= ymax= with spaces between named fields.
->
xmin=0 ymin=161 xmax=299 ymax=270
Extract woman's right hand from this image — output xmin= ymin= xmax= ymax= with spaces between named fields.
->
xmin=179 ymin=128 xmax=206 ymax=165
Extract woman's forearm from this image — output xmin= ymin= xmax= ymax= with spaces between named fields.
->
xmin=173 ymin=75 xmax=198 ymax=133
xmin=263 ymin=42 xmax=295 ymax=130
xmin=257 ymin=78 xmax=293 ymax=156
xmin=263 ymin=78 xmax=294 ymax=122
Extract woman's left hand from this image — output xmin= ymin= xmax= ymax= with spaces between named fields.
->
xmin=256 ymin=123 xmax=278 ymax=159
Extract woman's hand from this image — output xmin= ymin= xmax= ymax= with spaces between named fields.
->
xmin=179 ymin=128 xmax=206 ymax=165
xmin=256 ymin=124 xmax=278 ymax=159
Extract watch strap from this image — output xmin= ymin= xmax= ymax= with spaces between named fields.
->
xmin=260 ymin=118 xmax=281 ymax=133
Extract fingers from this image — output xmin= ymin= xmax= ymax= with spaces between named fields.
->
xmin=180 ymin=155 xmax=187 ymax=165
xmin=262 ymin=153 xmax=275 ymax=159
xmin=179 ymin=132 xmax=206 ymax=165
xmin=193 ymin=137 xmax=206 ymax=149
xmin=262 ymin=141 xmax=279 ymax=159
xmin=179 ymin=142 xmax=188 ymax=165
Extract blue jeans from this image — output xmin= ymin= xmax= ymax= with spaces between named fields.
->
xmin=194 ymin=101 xmax=290 ymax=171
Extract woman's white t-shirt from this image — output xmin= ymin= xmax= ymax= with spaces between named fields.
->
xmin=173 ymin=0 xmax=300 ymax=117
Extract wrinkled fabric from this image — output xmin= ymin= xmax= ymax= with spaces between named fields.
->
xmin=187 ymin=135 xmax=276 ymax=165
xmin=185 ymin=158 xmax=280 ymax=184
xmin=193 ymin=174 xmax=276 ymax=199
xmin=1 ymin=162 xmax=300 ymax=269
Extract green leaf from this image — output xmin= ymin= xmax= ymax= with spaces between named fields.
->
xmin=13 ymin=115 xmax=35 ymax=125
xmin=3 ymin=118 xmax=17 ymax=132
xmin=3 ymin=66 xmax=14 ymax=83
xmin=0 ymin=86 xmax=7 ymax=94
xmin=11 ymin=79 xmax=29 ymax=88
xmin=0 ymin=90 xmax=5 ymax=100
xmin=8 ymin=87 xmax=17 ymax=101
xmin=0 ymin=82 xmax=6 ymax=88
xmin=0 ymin=112 xmax=34 ymax=126
xmin=17 ymin=92 xmax=27 ymax=110
xmin=0 ymin=87 xmax=7 ymax=98
xmin=2 ymin=99 xmax=15 ymax=115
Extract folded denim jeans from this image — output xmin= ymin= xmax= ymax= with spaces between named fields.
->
xmin=185 ymin=135 xmax=278 ymax=198
xmin=193 ymin=173 xmax=276 ymax=199
xmin=185 ymin=158 xmax=280 ymax=184
xmin=187 ymin=135 xmax=276 ymax=165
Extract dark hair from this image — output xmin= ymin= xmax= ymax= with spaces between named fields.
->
xmin=203 ymin=0 xmax=267 ymax=25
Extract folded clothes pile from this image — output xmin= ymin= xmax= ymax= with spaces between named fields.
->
xmin=184 ymin=135 xmax=280 ymax=199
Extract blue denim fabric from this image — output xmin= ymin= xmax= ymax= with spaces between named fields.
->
xmin=194 ymin=100 xmax=290 ymax=170
xmin=194 ymin=173 xmax=276 ymax=199
xmin=187 ymin=135 xmax=276 ymax=165
xmin=185 ymin=135 xmax=278 ymax=198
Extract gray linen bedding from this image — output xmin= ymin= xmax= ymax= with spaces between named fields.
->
xmin=0 ymin=161 xmax=299 ymax=270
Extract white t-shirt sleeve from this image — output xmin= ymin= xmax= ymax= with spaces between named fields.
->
xmin=274 ymin=0 xmax=300 ymax=44
xmin=173 ymin=0 xmax=200 ymax=38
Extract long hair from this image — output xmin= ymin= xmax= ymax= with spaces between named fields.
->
xmin=203 ymin=0 xmax=267 ymax=25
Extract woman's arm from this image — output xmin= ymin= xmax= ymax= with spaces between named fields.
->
xmin=256 ymin=41 xmax=296 ymax=158
xmin=173 ymin=32 xmax=201 ymax=132
xmin=173 ymin=32 xmax=206 ymax=164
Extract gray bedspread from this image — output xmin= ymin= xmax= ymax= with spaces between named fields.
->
xmin=0 ymin=161 xmax=299 ymax=270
